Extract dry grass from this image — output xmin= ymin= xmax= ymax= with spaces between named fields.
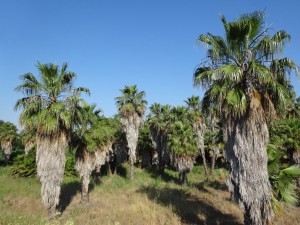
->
xmin=0 ymin=164 xmax=299 ymax=225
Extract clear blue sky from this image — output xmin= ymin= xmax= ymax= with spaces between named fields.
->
xmin=1 ymin=0 xmax=300 ymax=127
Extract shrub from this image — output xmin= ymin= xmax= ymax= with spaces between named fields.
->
xmin=11 ymin=148 xmax=78 ymax=178
xmin=11 ymin=148 xmax=36 ymax=177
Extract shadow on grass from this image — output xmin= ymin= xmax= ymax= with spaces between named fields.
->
xmin=145 ymin=166 xmax=181 ymax=184
xmin=139 ymin=186 xmax=242 ymax=225
xmin=57 ymin=179 xmax=95 ymax=213
xmin=115 ymin=164 xmax=127 ymax=178
xmin=197 ymin=180 xmax=228 ymax=193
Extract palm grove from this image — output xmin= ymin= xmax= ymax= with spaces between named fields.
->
xmin=0 ymin=11 xmax=299 ymax=225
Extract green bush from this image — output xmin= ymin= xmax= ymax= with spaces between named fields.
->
xmin=64 ymin=152 xmax=78 ymax=177
xmin=11 ymin=148 xmax=78 ymax=178
xmin=11 ymin=148 xmax=36 ymax=177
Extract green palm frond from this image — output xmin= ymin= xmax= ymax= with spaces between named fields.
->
xmin=194 ymin=11 xmax=298 ymax=120
xmin=115 ymin=85 xmax=147 ymax=117
xmin=15 ymin=62 xmax=90 ymax=136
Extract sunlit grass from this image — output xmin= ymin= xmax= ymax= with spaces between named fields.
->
xmin=2 ymin=163 xmax=296 ymax=225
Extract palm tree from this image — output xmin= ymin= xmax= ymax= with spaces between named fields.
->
xmin=185 ymin=96 xmax=208 ymax=175
xmin=148 ymin=103 xmax=172 ymax=173
xmin=72 ymin=103 xmax=101 ymax=203
xmin=167 ymin=106 xmax=198 ymax=184
xmin=267 ymin=144 xmax=300 ymax=214
xmin=193 ymin=11 xmax=298 ymax=225
xmin=115 ymin=85 xmax=147 ymax=180
xmin=0 ymin=121 xmax=18 ymax=163
xmin=73 ymin=103 xmax=119 ymax=203
xmin=15 ymin=62 xmax=90 ymax=218
xmin=20 ymin=127 xmax=36 ymax=155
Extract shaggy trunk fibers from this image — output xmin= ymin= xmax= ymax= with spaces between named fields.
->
xmin=149 ymin=128 xmax=169 ymax=173
xmin=223 ymin=97 xmax=274 ymax=225
xmin=76 ymin=144 xmax=110 ymax=203
xmin=75 ymin=145 xmax=96 ymax=203
xmin=36 ymin=131 xmax=68 ymax=219
xmin=174 ymin=156 xmax=194 ymax=184
xmin=211 ymin=145 xmax=219 ymax=174
xmin=193 ymin=122 xmax=208 ymax=175
xmin=121 ymin=113 xmax=142 ymax=180
xmin=25 ymin=140 xmax=35 ymax=155
xmin=113 ymin=143 xmax=128 ymax=165
xmin=1 ymin=141 xmax=12 ymax=163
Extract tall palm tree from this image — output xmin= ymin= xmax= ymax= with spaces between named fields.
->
xmin=193 ymin=11 xmax=298 ymax=225
xmin=115 ymin=85 xmax=147 ymax=180
xmin=0 ymin=121 xmax=18 ymax=163
xmin=15 ymin=62 xmax=89 ymax=218
xmin=185 ymin=96 xmax=208 ymax=175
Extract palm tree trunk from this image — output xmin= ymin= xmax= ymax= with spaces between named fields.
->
xmin=36 ymin=131 xmax=68 ymax=219
xmin=76 ymin=145 xmax=109 ymax=203
xmin=211 ymin=152 xmax=216 ymax=174
xmin=25 ymin=141 xmax=35 ymax=155
xmin=130 ymin=157 xmax=134 ymax=180
xmin=81 ymin=176 xmax=90 ymax=203
xmin=223 ymin=97 xmax=274 ymax=225
xmin=201 ymin=149 xmax=209 ymax=175
xmin=193 ymin=122 xmax=208 ymax=175
xmin=1 ymin=141 xmax=12 ymax=164
xmin=210 ymin=146 xmax=219 ymax=174
xmin=121 ymin=114 xmax=142 ymax=180
xmin=75 ymin=148 xmax=94 ymax=203
xmin=175 ymin=156 xmax=194 ymax=185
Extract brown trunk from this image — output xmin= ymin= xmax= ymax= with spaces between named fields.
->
xmin=223 ymin=97 xmax=274 ymax=225
xmin=36 ymin=131 xmax=68 ymax=219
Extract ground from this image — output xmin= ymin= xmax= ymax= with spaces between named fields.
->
xmin=0 ymin=165 xmax=299 ymax=225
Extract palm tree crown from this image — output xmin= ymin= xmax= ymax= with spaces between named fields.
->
xmin=115 ymin=85 xmax=147 ymax=117
xmin=15 ymin=62 xmax=90 ymax=134
xmin=194 ymin=11 xmax=298 ymax=118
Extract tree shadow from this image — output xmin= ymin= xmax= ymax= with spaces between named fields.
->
xmin=145 ymin=166 xmax=181 ymax=184
xmin=197 ymin=180 xmax=228 ymax=193
xmin=57 ymin=180 xmax=96 ymax=213
xmin=115 ymin=164 xmax=127 ymax=178
xmin=139 ymin=185 xmax=242 ymax=225
xmin=207 ymin=180 xmax=228 ymax=191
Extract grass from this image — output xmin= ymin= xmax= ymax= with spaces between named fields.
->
xmin=0 ymin=164 xmax=299 ymax=225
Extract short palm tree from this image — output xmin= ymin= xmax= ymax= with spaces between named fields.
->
xmin=0 ymin=121 xmax=18 ymax=163
xmin=185 ymin=96 xmax=208 ymax=175
xmin=148 ymin=103 xmax=172 ymax=173
xmin=73 ymin=103 xmax=118 ymax=203
xmin=167 ymin=106 xmax=198 ymax=184
xmin=115 ymin=85 xmax=147 ymax=180
xmin=194 ymin=11 xmax=298 ymax=225
xmin=20 ymin=127 xmax=36 ymax=155
xmin=72 ymin=103 xmax=101 ymax=203
xmin=15 ymin=62 xmax=89 ymax=218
